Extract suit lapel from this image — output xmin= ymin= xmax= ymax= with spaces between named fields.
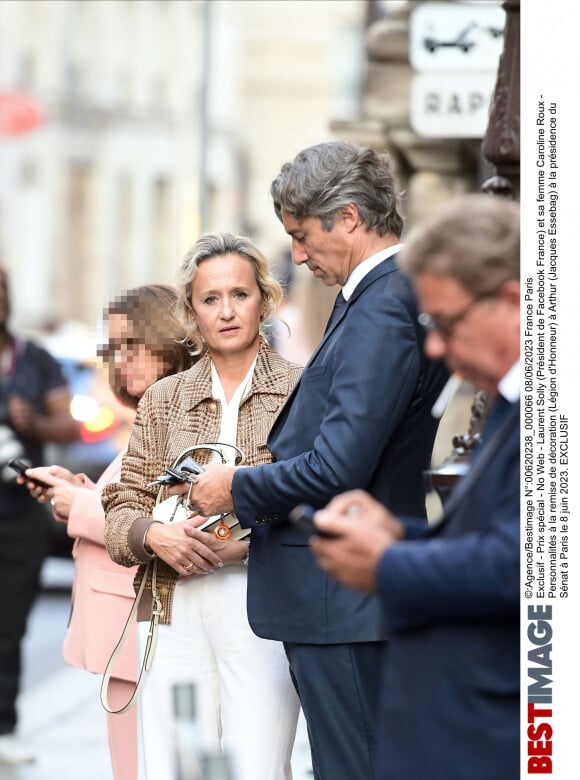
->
xmin=307 ymin=256 xmax=398 ymax=365
xmin=269 ymin=256 xmax=398 ymax=440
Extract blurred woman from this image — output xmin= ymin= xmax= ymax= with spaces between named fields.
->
xmin=103 ymin=234 xmax=302 ymax=780
xmin=21 ymin=285 xmax=193 ymax=780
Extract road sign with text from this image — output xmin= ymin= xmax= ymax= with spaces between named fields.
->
xmin=411 ymin=72 xmax=496 ymax=138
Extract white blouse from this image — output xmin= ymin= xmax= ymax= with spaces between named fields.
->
xmin=210 ymin=356 xmax=257 ymax=465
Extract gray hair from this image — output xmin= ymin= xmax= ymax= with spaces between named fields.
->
xmin=398 ymin=194 xmax=520 ymax=298
xmin=176 ymin=232 xmax=283 ymax=355
xmin=270 ymin=140 xmax=404 ymax=238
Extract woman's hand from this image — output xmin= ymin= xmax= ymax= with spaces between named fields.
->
xmin=144 ymin=520 xmax=225 ymax=577
xmin=17 ymin=466 xmax=83 ymax=520
xmin=183 ymin=520 xmax=249 ymax=566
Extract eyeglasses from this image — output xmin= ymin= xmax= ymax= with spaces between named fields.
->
xmin=98 ymin=337 xmax=143 ymax=360
xmin=418 ymin=295 xmax=488 ymax=341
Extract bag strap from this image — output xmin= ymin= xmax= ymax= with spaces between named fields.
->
xmin=169 ymin=442 xmax=244 ymax=468
xmin=100 ymin=482 xmax=167 ymax=715
xmin=100 ymin=556 xmax=162 ymax=714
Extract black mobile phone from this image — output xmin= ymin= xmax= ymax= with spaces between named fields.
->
xmin=7 ymin=458 xmax=51 ymax=489
xmin=153 ymin=457 xmax=205 ymax=486
xmin=288 ymin=504 xmax=340 ymax=539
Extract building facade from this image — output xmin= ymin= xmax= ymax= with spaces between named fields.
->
xmin=0 ymin=0 xmax=364 ymax=331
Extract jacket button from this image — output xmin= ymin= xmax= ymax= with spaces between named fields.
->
xmin=259 ymin=514 xmax=280 ymax=524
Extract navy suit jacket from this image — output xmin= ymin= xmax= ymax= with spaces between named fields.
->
xmin=376 ymin=401 xmax=520 ymax=780
xmin=232 ymin=256 xmax=449 ymax=643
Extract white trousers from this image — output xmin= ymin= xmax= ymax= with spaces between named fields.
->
xmin=137 ymin=567 xmax=300 ymax=780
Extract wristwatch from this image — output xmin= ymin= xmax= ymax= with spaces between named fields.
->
xmin=241 ymin=541 xmax=250 ymax=566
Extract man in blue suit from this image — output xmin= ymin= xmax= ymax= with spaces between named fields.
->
xmin=186 ymin=141 xmax=449 ymax=779
xmin=311 ymin=194 xmax=520 ymax=780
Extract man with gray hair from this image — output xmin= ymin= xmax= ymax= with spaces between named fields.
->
xmin=311 ymin=194 xmax=520 ymax=779
xmin=186 ymin=141 xmax=448 ymax=778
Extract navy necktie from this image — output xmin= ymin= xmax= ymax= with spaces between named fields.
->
xmin=324 ymin=290 xmax=346 ymax=333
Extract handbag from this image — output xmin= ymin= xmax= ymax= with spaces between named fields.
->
xmin=151 ymin=442 xmax=248 ymax=542
xmin=100 ymin=442 xmax=245 ymax=714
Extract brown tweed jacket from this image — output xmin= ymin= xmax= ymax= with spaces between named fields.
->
xmin=102 ymin=340 xmax=302 ymax=624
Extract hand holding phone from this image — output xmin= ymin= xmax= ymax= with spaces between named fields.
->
xmin=7 ymin=458 xmax=51 ymax=489
xmin=288 ymin=504 xmax=340 ymax=539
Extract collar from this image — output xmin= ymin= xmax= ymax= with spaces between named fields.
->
xmin=498 ymin=360 xmax=520 ymax=403
xmin=341 ymin=243 xmax=404 ymax=301
xmin=183 ymin=338 xmax=293 ymax=410
xmin=211 ymin=355 xmax=257 ymax=408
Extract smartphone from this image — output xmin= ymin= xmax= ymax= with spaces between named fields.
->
xmin=7 ymin=458 xmax=51 ymax=489
xmin=288 ymin=504 xmax=340 ymax=539
xmin=153 ymin=457 xmax=205 ymax=486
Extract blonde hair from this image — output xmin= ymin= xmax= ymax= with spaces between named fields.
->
xmin=176 ymin=232 xmax=283 ymax=355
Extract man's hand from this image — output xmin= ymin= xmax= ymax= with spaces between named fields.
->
xmin=310 ymin=490 xmax=404 ymax=593
xmin=167 ymin=461 xmax=236 ymax=516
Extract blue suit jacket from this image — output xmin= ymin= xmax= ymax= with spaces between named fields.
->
xmin=232 ymin=257 xmax=449 ymax=643
xmin=376 ymin=402 xmax=520 ymax=780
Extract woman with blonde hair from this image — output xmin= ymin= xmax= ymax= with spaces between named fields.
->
xmin=103 ymin=234 xmax=302 ymax=780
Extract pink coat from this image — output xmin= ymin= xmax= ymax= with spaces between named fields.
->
xmin=60 ymin=451 xmax=137 ymax=683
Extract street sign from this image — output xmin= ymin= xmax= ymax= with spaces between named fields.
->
xmin=0 ymin=92 xmax=44 ymax=136
xmin=410 ymin=72 xmax=496 ymax=138
xmin=410 ymin=2 xmax=505 ymax=72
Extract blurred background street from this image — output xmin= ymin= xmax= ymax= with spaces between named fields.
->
xmin=1 ymin=0 xmax=498 ymax=462
xmin=0 ymin=0 xmax=505 ymax=351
